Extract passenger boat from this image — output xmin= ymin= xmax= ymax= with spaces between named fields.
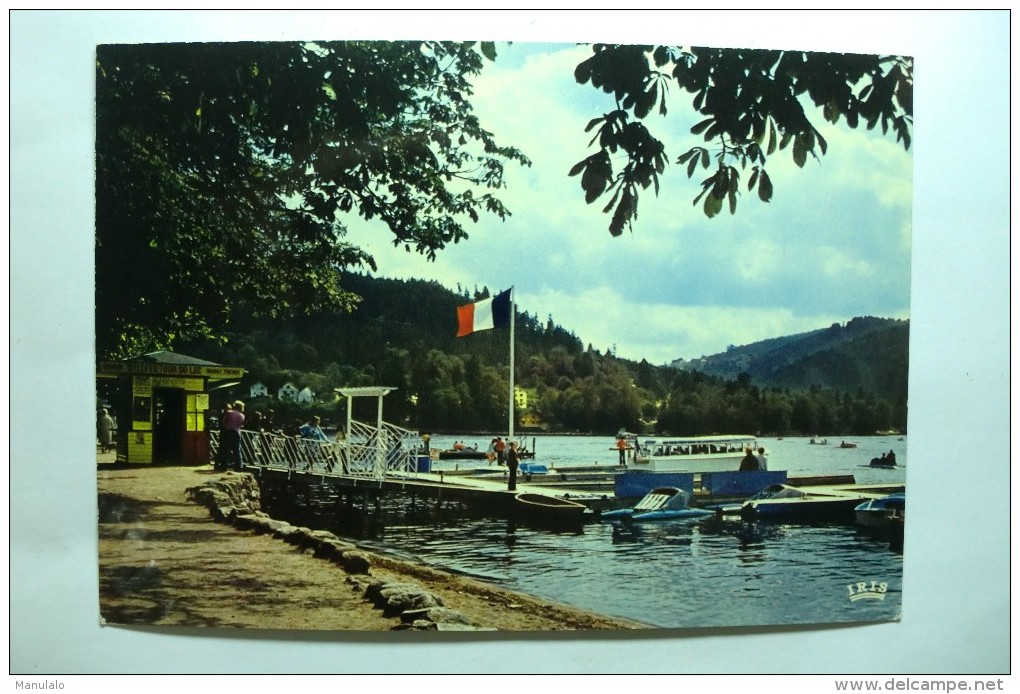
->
xmin=631 ymin=435 xmax=760 ymax=474
xmin=855 ymin=493 xmax=905 ymax=529
xmin=514 ymin=493 xmax=590 ymax=523
xmin=740 ymin=484 xmax=877 ymax=522
xmin=601 ymin=486 xmax=714 ymax=523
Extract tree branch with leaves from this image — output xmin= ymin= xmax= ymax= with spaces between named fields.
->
xmin=95 ymin=40 xmax=530 ymax=358
xmin=570 ymin=44 xmax=912 ymax=235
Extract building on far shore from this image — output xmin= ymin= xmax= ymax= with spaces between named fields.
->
xmin=97 ymin=351 xmax=244 ymax=466
xmin=277 ymin=382 xmax=299 ymax=400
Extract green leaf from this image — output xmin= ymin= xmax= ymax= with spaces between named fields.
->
xmin=480 ymin=42 xmax=497 ymax=62
xmin=691 ymin=118 xmax=714 ymax=135
xmin=704 ymin=190 xmax=723 ymax=218
xmin=758 ymin=170 xmax=773 ymax=202
xmin=792 ymin=134 xmax=807 ymax=168
xmin=815 ymin=128 xmax=827 ymax=155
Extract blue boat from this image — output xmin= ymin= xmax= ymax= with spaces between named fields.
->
xmin=855 ymin=492 xmax=905 ymax=529
xmin=601 ymin=487 xmax=714 ymax=523
xmin=740 ymin=484 xmax=876 ymax=522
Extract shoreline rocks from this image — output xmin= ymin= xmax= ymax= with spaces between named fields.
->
xmin=184 ymin=472 xmax=488 ymax=631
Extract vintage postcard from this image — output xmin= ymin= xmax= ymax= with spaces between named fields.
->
xmin=94 ymin=37 xmax=913 ymax=635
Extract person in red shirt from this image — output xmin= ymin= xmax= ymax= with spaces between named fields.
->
xmin=615 ymin=436 xmax=630 ymax=465
xmin=222 ymin=401 xmax=246 ymax=471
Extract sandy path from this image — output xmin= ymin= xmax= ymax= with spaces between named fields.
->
xmin=98 ymin=465 xmax=647 ymax=632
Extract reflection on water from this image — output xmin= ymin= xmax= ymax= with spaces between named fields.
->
xmin=271 ymin=495 xmax=904 ymax=629
xmin=260 ymin=434 xmax=906 ymax=629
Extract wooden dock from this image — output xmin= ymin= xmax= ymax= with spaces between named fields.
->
xmin=248 ymin=461 xmax=880 ymax=520
xmin=251 ymin=465 xmax=622 ymax=516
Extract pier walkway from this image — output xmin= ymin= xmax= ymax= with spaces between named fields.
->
xmin=211 ymin=428 xmax=608 ymax=512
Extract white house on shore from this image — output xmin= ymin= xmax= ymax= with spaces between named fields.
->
xmin=297 ymin=386 xmax=314 ymax=403
xmin=277 ymin=382 xmax=299 ymax=400
xmin=249 ymin=381 xmax=269 ymax=398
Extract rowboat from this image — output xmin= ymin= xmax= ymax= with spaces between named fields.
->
xmin=514 ymin=493 xmax=590 ymax=524
xmin=601 ymin=487 xmax=714 ymax=523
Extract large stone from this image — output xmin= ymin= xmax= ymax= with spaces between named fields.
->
xmin=340 ymin=550 xmax=371 ymax=575
xmin=374 ymin=585 xmax=444 ymax=616
xmin=400 ymin=607 xmax=475 ymax=626
xmin=185 ymin=474 xmax=261 ymax=519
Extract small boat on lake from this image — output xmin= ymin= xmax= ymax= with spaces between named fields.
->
xmin=855 ymin=493 xmax=905 ymax=529
xmin=869 ymin=451 xmax=899 ymax=468
xmin=839 ymin=441 xmax=858 ymax=449
xmin=631 ymin=435 xmax=761 ymax=474
xmin=514 ymin=493 xmax=590 ymax=524
xmin=601 ymin=487 xmax=714 ymax=523
xmin=437 ymin=442 xmax=536 ymax=461
xmin=437 ymin=447 xmax=487 ymax=461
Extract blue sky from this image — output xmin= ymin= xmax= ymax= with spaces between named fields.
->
xmin=346 ymin=41 xmax=913 ymax=363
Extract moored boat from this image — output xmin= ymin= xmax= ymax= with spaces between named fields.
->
xmin=601 ymin=486 xmax=713 ymax=523
xmin=740 ymin=484 xmax=878 ymax=522
xmin=514 ymin=493 xmax=590 ymax=524
xmin=855 ymin=493 xmax=905 ymax=529
xmin=632 ymin=435 xmax=762 ymax=474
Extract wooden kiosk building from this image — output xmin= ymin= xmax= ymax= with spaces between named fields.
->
xmin=97 ymin=351 xmax=245 ymax=465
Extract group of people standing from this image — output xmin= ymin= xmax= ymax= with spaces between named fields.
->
xmin=482 ymin=436 xmax=522 ymax=490
xmin=485 ymin=436 xmax=507 ymax=466
xmin=739 ymin=446 xmax=769 ymax=472
xmin=214 ymin=400 xmax=331 ymax=472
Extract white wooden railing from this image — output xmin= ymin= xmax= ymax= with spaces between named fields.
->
xmin=209 ymin=422 xmax=422 ymax=480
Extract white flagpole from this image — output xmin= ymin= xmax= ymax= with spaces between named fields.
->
xmin=508 ymin=287 xmax=515 ymax=442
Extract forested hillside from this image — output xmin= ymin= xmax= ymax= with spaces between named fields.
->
xmin=673 ymin=318 xmax=908 ymax=399
xmin=178 ymin=275 xmax=908 ymax=436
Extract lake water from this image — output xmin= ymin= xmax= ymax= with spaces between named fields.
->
xmin=266 ymin=434 xmax=907 ymax=629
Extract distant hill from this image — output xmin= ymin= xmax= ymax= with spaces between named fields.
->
xmin=179 ymin=274 xmax=907 ymax=434
xmin=672 ymin=317 xmax=909 ymax=403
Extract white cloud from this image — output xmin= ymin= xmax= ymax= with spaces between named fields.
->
xmin=345 ymin=40 xmax=913 ymax=361
xmin=519 ymin=285 xmax=853 ymax=364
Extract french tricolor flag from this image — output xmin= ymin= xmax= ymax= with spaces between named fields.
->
xmin=457 ymin=289 xmax=512 ymax=337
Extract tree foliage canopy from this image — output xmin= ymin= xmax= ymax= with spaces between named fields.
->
xmin=569 ymin=45 xmax=913 ymax=235
xmin=96 ymin=40 xmax=529 ymax=357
